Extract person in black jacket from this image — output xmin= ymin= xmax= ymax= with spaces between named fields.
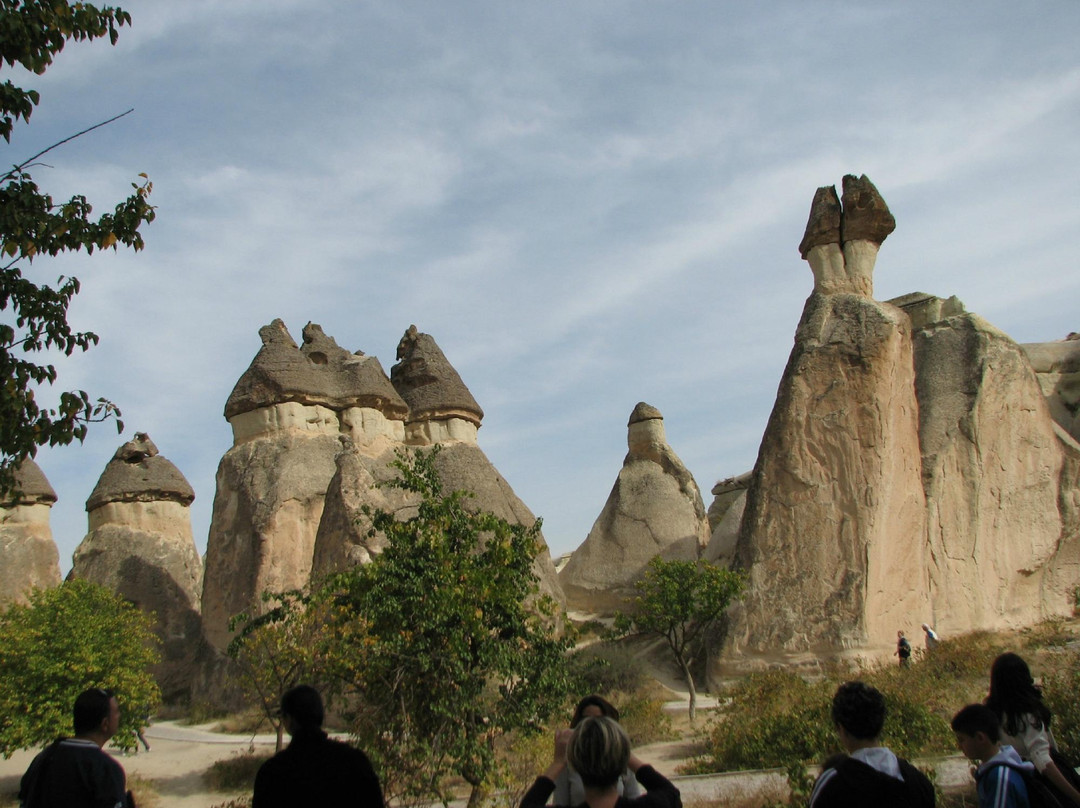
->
xmin=252 ymin=685 xmax=384 ymax=808
xmin=519 ymin=715 xmax=680 ymax=808
xmin=809 ymin=681 xmax=934 ymax=808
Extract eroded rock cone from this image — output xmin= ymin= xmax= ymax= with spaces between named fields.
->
xmin=559 ymin=403 xmax=709 ymax=615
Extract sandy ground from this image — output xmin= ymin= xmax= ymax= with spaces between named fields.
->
xmin=0 ymin=721 xmax=279 ymax=807
xmin=0 ymin=701 xmax=973 ymax=807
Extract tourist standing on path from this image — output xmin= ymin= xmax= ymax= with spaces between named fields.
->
xmin=809 ymin=681 xmax=934 ymax=808
xmin=252 ymin=684 xmax=385 ymax=808
xmin=895 ymin=631 xmax=912 ymax=668
xmin=985 ymin=653 xmax=1080 ymax=806
xmin=553 ymin=695 xmax=642 ymax=806
xmin=18 ymin=687 xmax=132 ymax=808
xmin=521 ymin=716 xmax=680 ymax=808
xmin=922 ymin=623 xmax=940 ymax=650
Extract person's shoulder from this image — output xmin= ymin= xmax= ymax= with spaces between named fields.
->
xmin=896 ymin=758 xmax=935 ymax=805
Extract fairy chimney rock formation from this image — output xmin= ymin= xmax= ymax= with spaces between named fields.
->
xmin=204 ymin=321 xmax=409 ymax=649
xmin=391 ymin=324 xmax=483 ymax=445
xmin=798 ymin=174 xmax=895 ymax=298
xmin=722 ymin=177 xmax=928 ymax=669
xmin=559 ymin=403 xmax=710 ymax=615
xmin=704 ymin=471 xmax=751 ymax=566
xmin=71 ymin=434 xmax=205 ymax=701
xmin=0 ymin=459 xmax=61 ymax=605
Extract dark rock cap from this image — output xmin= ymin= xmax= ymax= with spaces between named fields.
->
xmin=224 ymin=319 xmax=408 ymax=420
xmin=840 ymin=174 xmax=895 ymax=245
xmin=390 ymin=325 xmax=484 ymax=426
xmin=798 ymin=185 xmax=842 ymax=259
xmin=628 ymin=402 xmax=663 ymax=426
xmin=86 ymin=433 xmax=195 ymax=511
xmin=1 ymin=458 xmax=57 ymax=506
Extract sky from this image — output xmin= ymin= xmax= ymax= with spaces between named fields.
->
xmin=9 ymin=1 xmax=1079 ymax=574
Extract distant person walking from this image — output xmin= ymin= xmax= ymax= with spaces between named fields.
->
xmin=921 ymin=624 xmax=939 ymax=651
xmin=252 ymin=685 xmax=384 ymax=808
xmin=18 ymin=687 xmax=133 ymax=808
xmin=895 ymin=631 xmax=912 ymax=668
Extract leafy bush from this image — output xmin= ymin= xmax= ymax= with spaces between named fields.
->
xmin=205 ymin=752 xmax=271 ymax=792
xmin=567 ymin=642 xmax=649 ymax=696
xmin=612 ymin=687 xmax=676 ymax=746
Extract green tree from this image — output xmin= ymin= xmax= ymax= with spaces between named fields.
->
xmin=1 ymin=1 xmax=155 ymax=498
xmin=228 ymin=590 xmax=330 ymax=753
xmin=0 ymin=578 xmax=161 ymax=756
xmin=314 ymin=448 xmax=573 ymax=807
xmin=615 ymin=557 xmax=745 ymax=720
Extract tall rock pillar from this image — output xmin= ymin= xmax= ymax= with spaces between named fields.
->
xmin=721 ymin=175 xmax=928 ymax=669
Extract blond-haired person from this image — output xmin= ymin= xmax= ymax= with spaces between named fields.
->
xmin=521 ymin=716 xmax=680 ymax=808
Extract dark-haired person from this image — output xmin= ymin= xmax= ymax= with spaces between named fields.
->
xmin=809 ymin=681 xmax=934 ymax=808
xmin=985 ymin=653 xmax=1080 ymax=806
xmin=252 ymin=684 xmax=385 ymax=808
xmin=18 ymin=687 xmax=130 ymax=808
xmin=952 ymin=703 xmax=1033 ymax=808
xmin=554 ymin=695 xmax=642 ymax=805
xmin=521 ymin=716 xmax=680 ymax=808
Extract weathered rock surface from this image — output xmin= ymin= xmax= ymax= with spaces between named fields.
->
xmin=1020 ymin=336 xmax=1080 ymax=444
xmin=704 ymin=472 xmax=749 ymax=567
xmin=71 ymin=435 xmax=206 ymax=702
xmin=204 ymin=321 xmax=410 ymax=650
xmin=721 ymin=291 xmax=928 ymax=668
xmin=715 ymin=177 xmax=1080 ymax=674
xmin=559 ymin=403 xmax=709 ymax=615
xmin=392 ymin=324 xmax=484 ymax=436
xmin=915 ymin=313 xmax=1080 ymax=630
xmin=0 ymin=459 xmax=60 ymax=605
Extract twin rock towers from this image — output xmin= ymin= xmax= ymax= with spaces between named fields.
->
xmin=2 ymin=176 xmax=1078 ymax=704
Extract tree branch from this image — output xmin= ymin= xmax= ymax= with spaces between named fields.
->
xmin=4 ymin=109 xmax=135 ymax=181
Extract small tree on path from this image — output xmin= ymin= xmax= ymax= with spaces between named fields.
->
xmin=615 ymin=557 xmax=745 ymax=721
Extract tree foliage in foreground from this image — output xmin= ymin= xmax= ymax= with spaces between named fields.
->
xmin=614 ymin=556 xmax=745 ymax=720
xmin=0 ymin=578 xmax=160 ymax=757
xmin=1 ymin=1 xmax=155 ymax=498
xmin=232 ymin=448 xmax=574 ymax=807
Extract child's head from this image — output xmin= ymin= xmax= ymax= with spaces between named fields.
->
xmin=951 ymin=704 xmax=1001 ymax=761
xmin=831 ymin=682 xmax=886 ymax=741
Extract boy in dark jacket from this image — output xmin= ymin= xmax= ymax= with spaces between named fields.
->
xmin=809 ymin=681 xmax=935 ymax=808
xmin=953 ymin=703 xmax=1033 ymax=808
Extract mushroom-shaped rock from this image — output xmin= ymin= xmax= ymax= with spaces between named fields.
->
xmin=0 ymin=459 xmax=61 ymax=605
xmin=559 ymin=403 xmax=709 ymax=615
xmin=800 ymin=174 xmax=894 ymax=297
xmin=85 ymin=432 xmax=195 ymax=510
xmin=391 ymin=325 xmax=484 ymax=442
xmin=225 ymin=319 xmax=407 ymax=421
xmin=798 ymin=185 xmax=841 ymax=259
xmin=840 ymin=174 xmax=896 ymax=245
xmin=73 ymin=436 xmax=206 ymax=702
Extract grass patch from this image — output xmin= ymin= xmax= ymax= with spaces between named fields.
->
xmin=205 ymin=751 xmax=272 ymax=792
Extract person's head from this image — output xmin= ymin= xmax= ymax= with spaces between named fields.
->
xmin=73 ymin=688 xmax=120 ymax=742
xmin=280 ymin=685 xmax=324 ymax=735
xmin=831 ymin=682 xmax=886 ymax=743
xmin=921 ymin=624 xmax=930 ymax=632
xmin=986 ymin=652 xmax=1051 ymax=734
xmin=566 ymin=716 xmax=631 ymax=790
xmin=570 ymin=695 xmax=620 ymax=728
xmin=951 ymin=704 xmax=1001 ymax=762
xmin=897 ymin=630 xmax=905 ymax=639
